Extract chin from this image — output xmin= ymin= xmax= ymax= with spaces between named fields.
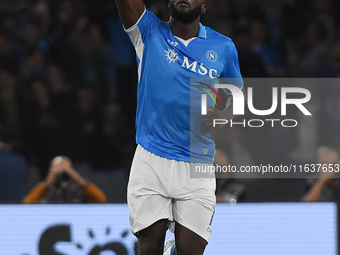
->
xmin=169 ymin=2 xmax=202 ymax=23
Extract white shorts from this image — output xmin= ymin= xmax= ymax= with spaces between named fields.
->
xmin=127 ymin=145 xmax=216 ymax=243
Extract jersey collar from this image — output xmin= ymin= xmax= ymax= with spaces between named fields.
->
xmin=167 ymin=22 xmax=207 ymax=39
xmin=198 ymin=23 xmax=207 ymax=39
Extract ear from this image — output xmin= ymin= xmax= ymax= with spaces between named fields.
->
xmin=201 ymin=4 xmax=207 ymax=14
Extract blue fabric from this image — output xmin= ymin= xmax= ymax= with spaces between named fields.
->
xmin=171 ymin=244 xmax=178 ymax=255
xmin=129 ymin=10 xmax=242 ymax=163
xmin=0 ymin=149 xmax=28 ymax=202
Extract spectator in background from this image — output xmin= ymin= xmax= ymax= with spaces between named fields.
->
xmin=93 ymin=99 xmax=133 ymax=171
xmin=21 ymin=47 xmax=46 ymax=80
xmin=234 ymin=28 xmax=267 ymax=78
xmin=88 ymin=99 xmax=133 ymax=203
xmin=71 ymin=86 xmax=101 ymax=165
xmin=249 ymin=21 xmax=283 ymax=76
xmin=214 ymin=149 xmax=246 ymax=204
xmin=303 ymin=147 xmax=340 ymax=202
xmin=23 ymin=156 xmax=107 ymax=203
xmin=25 ymin=79 xmax=60 ymax=177
xmin=0 ymin=69 xmax=22 ymax=147
xmin=0 ymin=33 xmax=21 ymax=75
xmin=45 ymin=65 xmax=71 ymax=96
xmin=77 ymin=25 xmax=116 ymax=100
xmin=300 ymin=21 xmax=330 ymax=77
xmin=0 ymin=138 xmax=28 ymax=202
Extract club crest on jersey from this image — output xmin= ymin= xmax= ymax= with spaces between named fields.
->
xmin=206 ymin=50 xmax=218 ymax=62
xmin=165 ymin=48 xmax=180 ymax=64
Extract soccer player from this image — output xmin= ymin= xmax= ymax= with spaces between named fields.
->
xmin=114 ymin=0 xmax=243 ymax=254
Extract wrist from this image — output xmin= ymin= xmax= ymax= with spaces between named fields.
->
xmin=72 ymin=171 xmax=87 ymax=187
xmin=43 ymin=180 xmax=53 ymax=187
xmin=80 ymin=180 xmax=88 ymax=188
xmin=319 ymin=178 xmax=330 ymax=186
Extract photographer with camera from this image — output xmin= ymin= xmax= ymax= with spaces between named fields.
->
xmin=23 ymin=156 xmax=107 ymax=203
xmin=303 ymin=147 xmax=340 ymax=202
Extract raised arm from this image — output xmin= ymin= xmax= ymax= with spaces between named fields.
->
xmin=115 ymin=0 xmax=145 ymax=29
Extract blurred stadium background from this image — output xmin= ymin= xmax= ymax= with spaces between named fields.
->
xmin=0 ymin=0 xmax=340 ymax=254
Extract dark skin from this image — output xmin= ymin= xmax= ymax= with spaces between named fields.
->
xmin=115 ymin=0 xmax=231 ymax=254
xmin=168 ymin=0 xmax=207 ymax=40
xmin=115 ymin=0 xmax=206 ymax=38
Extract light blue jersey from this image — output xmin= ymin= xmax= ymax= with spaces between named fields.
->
xmin=126 ymin=9 xmax=242 ymax=163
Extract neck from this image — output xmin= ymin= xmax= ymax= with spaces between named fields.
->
xmin=169 ymin=17 xmax=200 ymax=40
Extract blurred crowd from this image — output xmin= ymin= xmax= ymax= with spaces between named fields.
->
xmin=0 ymin=0 xmax=340 ymax=202
xmin=0 ymin=0 xmax=138 ymax=202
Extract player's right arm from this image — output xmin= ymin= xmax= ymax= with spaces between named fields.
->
xmin=115 ymin=0 xmax=145 ymax=29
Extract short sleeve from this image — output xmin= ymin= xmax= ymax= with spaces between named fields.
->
xmin=125 ymin=9 xmax=161 ymax=52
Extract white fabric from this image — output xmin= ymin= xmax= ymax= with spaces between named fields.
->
xmin=125 ymin=8 xmax=146 ymax=81
xmin=127 ymin=145 xmax=216 ymax=242
xmin=174 ymin=36 xmax=197 ymax=47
